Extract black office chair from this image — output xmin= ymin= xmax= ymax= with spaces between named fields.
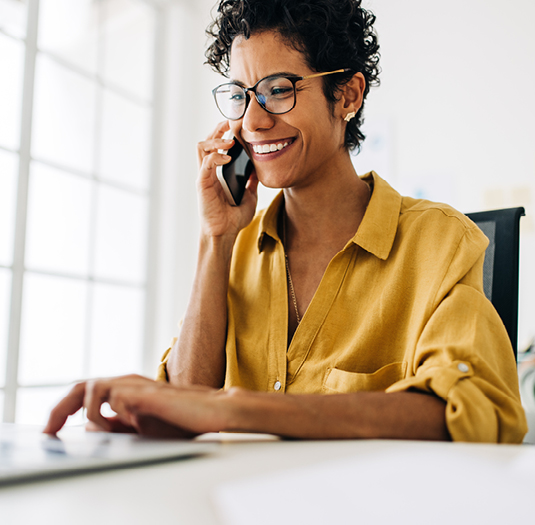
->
xmin=465 ymin=207 xmax=525 ymax=361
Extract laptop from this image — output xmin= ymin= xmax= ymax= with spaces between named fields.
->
xmin=0 ymin=423 xmax=218 ymax=485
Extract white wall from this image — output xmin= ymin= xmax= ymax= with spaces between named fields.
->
xmin=154 ymin=0 xmax=535 ymax=363
xmin=356 ymin=0 xmax=535 ymax=350
xmin=150 ymin=0 xmax=225 ymax=363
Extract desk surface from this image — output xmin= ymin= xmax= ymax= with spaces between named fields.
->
xmin=1 ymin=432 xmax=534 ymax=525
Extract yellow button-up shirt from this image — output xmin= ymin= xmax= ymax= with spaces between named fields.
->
xmin=159 ymin=172 xmax=527 ymax=443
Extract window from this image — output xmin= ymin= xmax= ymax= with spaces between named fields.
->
xmin=0 ymin=0 xmax=161 ymax=424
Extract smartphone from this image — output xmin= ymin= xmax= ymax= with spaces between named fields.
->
xmin=216 ymin=136 xmax=253 ymax=206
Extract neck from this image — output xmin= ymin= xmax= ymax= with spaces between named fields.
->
xmin=282 ymin=163 xmax=371 ymax=248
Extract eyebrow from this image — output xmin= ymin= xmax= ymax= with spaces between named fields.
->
xmin=229 ymin=71 xmax=301 ymax=87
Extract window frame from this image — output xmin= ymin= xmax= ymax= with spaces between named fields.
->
xmin=1 ymin=0 xmax=165 ymax=422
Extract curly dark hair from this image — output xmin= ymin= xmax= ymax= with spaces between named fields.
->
xmin=205 ymin=0 xmax=380 ymax=151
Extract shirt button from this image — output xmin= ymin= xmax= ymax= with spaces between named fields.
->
xmin=457 ymin=363 xmax=469 ymax=373
xmin=274 ymin=381 xmax=282 ymax=391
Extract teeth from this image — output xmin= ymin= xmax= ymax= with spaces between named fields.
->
xmin=253 ymin=141 xmax=290 ymax=154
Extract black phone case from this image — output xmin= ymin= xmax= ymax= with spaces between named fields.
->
xmin=216 ymin=140 xmax=253 ymax=206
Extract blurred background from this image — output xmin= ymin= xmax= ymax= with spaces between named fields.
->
xmin=0 ymin=0 xmax=534 ymax=424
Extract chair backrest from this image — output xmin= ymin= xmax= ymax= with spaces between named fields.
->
xmin=465 ymin=207 xmax=524 ymax=360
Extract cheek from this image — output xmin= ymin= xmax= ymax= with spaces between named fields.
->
xmin=295 ymin=105 xmax=339 ymax=144
xmin=311 ymin=116 xmax=345 ymax=151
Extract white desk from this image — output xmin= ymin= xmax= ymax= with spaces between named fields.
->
xmin=1 ymin=433 xmax=534 ymax=525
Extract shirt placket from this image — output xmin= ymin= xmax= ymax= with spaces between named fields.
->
xmin=285 ymin=245 xmax=357 ymax=386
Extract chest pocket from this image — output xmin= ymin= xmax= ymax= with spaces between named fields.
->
xmin=322 ymin=362 xmax=407 ymax=393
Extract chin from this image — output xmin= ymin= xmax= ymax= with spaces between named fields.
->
xmin=255 ymin=167 xmax=293 ymax=190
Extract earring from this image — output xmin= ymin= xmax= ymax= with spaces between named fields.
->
xmin=344 ymin=111 xmax=356 ymax=122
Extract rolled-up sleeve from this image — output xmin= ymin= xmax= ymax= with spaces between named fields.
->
xmin=155 ymin=339 xmax=176 ymax=383
xmin=387 ymin=282 xmax=527 ymax=443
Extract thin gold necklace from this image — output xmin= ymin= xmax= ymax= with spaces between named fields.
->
xmin=282 ymin=211 xmax=301 ymax=325
xmin=281 ymin=183 xmax=371 ymax=326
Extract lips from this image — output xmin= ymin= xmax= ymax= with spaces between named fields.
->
xmin=247 ymin=138 xmax=296 ymax=159
xmin=252 ymin=140 xmax=292 ymax=154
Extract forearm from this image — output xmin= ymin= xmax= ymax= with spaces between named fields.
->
xmin=167 ymin=234 xmax=236 ymax=388
xmin=222 ymin=389 xmax=450 ymax=441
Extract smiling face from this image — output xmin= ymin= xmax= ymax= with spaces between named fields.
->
xmin=228 ymin=31 xmax=353 ymax=190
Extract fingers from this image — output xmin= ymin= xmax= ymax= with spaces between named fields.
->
xmin=86 ymin=375 xmax=156 ymax=432
xmin=88 ymin=376 xmax=164 ymax=433
xmin=197 ymin=141 xmax=233 ymax=167
xmin=207 ymin=119 xmax=231 ymax=141
xmin=199 ymin=151 xmax=232 ymax=179
xmin=43 ymin=374 xmax=152 ymax=435
xmin=197 ymin=125 xmax=234 ymax=196
xmin=84 ymin=379 xmax=113 ymax=432
xmin=43 ymin=382 xmax=86 ymax=435
xmin=197 ymin=147 xmax=233 ymax=198
xmin=197 ymin=120 xmax=232 ymax=167
xmin=86 ymin=416 xmax=137 ymax=434
xmin=105 ymin=382 xmax=223 ymax=437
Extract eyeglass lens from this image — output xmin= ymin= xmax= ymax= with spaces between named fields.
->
xmin=214 ymin=76 xmax=296 ymax=120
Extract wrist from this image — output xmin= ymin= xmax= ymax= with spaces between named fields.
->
xmin=217 ymin=387 xmax=257 ymax=432
xmin=199 ymin=232 xmax=237 ymax=260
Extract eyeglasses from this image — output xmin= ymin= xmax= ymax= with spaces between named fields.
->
xmin=212 ymin=68 xmax=351 ymax=120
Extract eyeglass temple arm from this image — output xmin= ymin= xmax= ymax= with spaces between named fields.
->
xmin=300 ymin=68 xmax=352 ymax=80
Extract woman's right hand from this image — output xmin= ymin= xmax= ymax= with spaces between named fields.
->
xmin=196 ymin=121 xmax=258 ymax=240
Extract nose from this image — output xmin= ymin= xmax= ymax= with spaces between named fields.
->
xmin=241 ymin=92 xmax=275 ymax=133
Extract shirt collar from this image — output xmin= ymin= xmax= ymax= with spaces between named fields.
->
xmin=256 ymin=172 xmax=401 ymax=260
xmin=351 ymin=171 xmax=402 ymax=260
xmin=257 ymin=191 xmax=284 ymax=252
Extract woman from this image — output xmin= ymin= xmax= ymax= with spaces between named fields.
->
xmin=45 ymin=0 xmax=526 ymax=442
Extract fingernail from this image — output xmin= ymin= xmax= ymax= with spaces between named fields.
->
xmin=222 ymin=155 xmax=231 ymax=160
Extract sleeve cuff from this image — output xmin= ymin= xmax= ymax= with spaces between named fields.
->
xmin=155 ymin=337 xmax=177 ymax=383
xmin=387 ymin=361 xmax=527 ymax=443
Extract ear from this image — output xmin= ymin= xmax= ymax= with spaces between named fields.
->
xmin=339 ymin=72 xmax=366 ymax=119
